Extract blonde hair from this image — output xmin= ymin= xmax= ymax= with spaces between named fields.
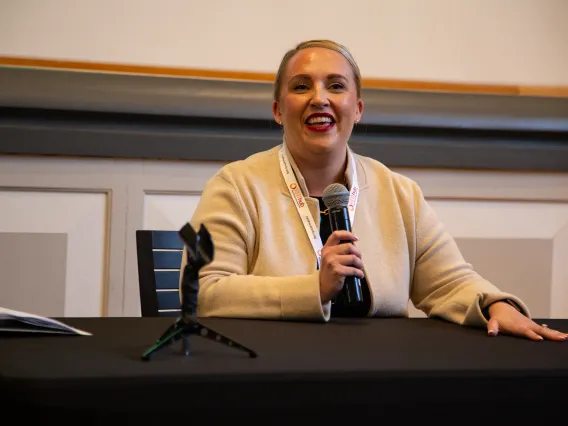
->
xmin=273 ymin=39 xmax=362 ymax=102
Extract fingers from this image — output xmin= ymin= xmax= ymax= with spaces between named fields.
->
xmin=326 ymin=230 xmax=358 ymax=245
xmin=523 ymin=323 xmax=568 ymax=341
xmin=333 ymin=253 xmax=364 ymax=270
xmin=488 ymin=320 xmax=544 ymax=341
xmin=488 ymin=319 xmax=568 ymax=342
xmin=536 ymin=324 xmax=568 ymax=342
xmin=318 ymin=259 xmax=364 ymax=303
xmin=322 ymin=244 xmax=361 ymax=259
xmin=524 ymin=329 xmax=545 ymax=342
xmin=324 ymin=254 xmax=364 ymax=278
xmin=333 ymin=262 xmax=365 ymax=279
xmin=322 ymin=243 xmax=364 ymax=275
xmin=324 ymin=242 xmax=362 ymax=258
xmin=487 ymin=318 xmax=499 ymax=336
xmin=318 ymin=237 xmax=365 ymax=303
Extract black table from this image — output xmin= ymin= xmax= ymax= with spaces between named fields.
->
xmin=1 ymin=317 xmax=567 ymax=425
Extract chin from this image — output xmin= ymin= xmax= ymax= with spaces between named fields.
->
xmin=304 ymin=136 xmax=342 ymax=154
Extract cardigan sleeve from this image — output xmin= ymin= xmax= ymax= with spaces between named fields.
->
xmin=407 ymin=182 xmax=531 ymax=327
xmin=180 ymin=170 xmax=331 ymax=322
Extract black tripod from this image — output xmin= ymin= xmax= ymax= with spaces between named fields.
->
xmin=141 ymin=223 xmax=258 ymax=361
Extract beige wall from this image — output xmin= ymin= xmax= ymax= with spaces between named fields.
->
xmin=1 ymin=0 xmax=567 ymax=86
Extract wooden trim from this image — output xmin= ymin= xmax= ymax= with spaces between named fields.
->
xmin=360 ymin=77 xmax=518 ymax=95
xmin=0 ymin=56 xmax=276 ymax=82
xmin=518 ymin=86 xmax=568 ymax=98
xmin=1 ymin=55 xmax=567 ymax=98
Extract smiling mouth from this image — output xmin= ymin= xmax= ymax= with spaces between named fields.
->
xmin=305 ymin=116 xmax=335 ymax=132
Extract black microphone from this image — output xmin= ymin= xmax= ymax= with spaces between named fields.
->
xmin=322 ymin=183 xmax=363 ymax=305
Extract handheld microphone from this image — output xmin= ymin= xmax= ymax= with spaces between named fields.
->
xmin=322 ymin=183 xmax=363 ymax=305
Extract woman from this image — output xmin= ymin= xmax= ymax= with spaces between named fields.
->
xmin=184 ymin=39 xmax=567 ymax=342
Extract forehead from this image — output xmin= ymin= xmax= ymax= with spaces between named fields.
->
xmin=285 ymin=47 xmax=353 ymax=80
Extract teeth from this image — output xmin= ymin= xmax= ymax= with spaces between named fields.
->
xmin=307 ymin=116 xmax=333 ymax=125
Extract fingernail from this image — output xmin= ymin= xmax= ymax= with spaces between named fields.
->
xmin=537 ymin=336 xmax=544 ymax=341
xmin=488 ymin=330 xmax=496 ymax=336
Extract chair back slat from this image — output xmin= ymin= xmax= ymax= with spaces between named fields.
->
xmin=152 ymin=251 xmax=183 ymax=269
xmin=151 ymin=231 xmax=184 ymax=249
xmin=155 ymin=270 xmax=181 ymax=289
xmin=157 ymin=291 xmax=181 ymax=311
xmin=158 ymin=310 xmax=181 ymax=317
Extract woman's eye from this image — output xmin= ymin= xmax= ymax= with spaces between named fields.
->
xmin=294 ymin=83 xmax=309 ymax=90
xmin=329 ymin=83 xmax=345 ymax=90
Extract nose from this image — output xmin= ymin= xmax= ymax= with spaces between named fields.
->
xmin=310 ymin=84 xmax=329 ymax=108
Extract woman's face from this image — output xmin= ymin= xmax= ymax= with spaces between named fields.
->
xmin=273 ymin=47 xmax=363 ymax=159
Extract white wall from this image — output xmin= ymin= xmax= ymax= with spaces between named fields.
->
xmin=1 ymin=0 xmax=567 ymax=85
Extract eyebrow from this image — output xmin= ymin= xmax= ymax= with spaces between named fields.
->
xmin=289 ymin=73 xmax=348 ymax=81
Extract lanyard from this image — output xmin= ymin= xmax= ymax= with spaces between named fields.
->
xmin=279 ymin=144 xmax=360 ymax=266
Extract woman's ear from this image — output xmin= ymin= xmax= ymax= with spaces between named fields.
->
xmin=355 ymin=98 xmax=364 ymax=123
xmin=272 ymin=101 xmax=282 ymax=125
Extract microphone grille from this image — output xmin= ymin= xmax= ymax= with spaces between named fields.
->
xmin=322 ymin=183 xmax=350 ymax=209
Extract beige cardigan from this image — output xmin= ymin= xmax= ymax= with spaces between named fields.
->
xmin=182 ymin=144 xmax=530 ymax=326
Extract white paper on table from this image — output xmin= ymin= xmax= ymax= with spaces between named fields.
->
xmin=0 ymin=307 xmax=92 ymax=336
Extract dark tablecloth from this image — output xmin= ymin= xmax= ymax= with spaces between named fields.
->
xmin=1 ymin=317 xmax=567 ymax=424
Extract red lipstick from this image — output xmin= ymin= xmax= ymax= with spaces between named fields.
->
xmin=305 ymin=113 xmax=335 ymax=132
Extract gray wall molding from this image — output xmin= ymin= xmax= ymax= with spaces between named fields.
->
xmin=1 ymin=67 xmax=568 ymax=170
